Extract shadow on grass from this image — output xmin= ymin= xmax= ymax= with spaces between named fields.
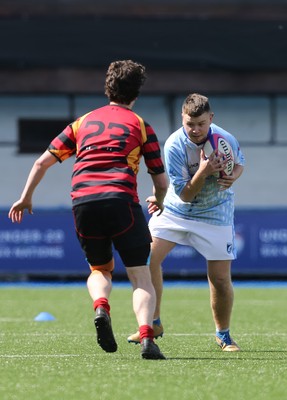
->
xmin=165 ymin=350 xmax=287 ymax=361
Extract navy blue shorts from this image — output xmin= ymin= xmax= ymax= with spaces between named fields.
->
xmin=72 ymin=200 xmax=152 ymax=267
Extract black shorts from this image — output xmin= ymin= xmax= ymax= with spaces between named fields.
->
xmin=72 ymin=200 xmax=152 ymax=267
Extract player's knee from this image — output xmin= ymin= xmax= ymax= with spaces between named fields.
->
xmin=89 ymin=259 xmax=114 ymax=279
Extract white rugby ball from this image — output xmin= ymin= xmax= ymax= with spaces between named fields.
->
xmin=203 ymin=134 xmax=234 ymax=177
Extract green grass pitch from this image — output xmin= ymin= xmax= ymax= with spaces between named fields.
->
xmin=1 ymin=283 xmax=287 ymax=400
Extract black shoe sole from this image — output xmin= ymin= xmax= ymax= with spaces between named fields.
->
xmin=94 ymin=315 xmax=117 ymax=353
xmin=141 ymin=342 xmax=166 ymax=360
xmin=141 ymin=351 xmax=166 ymax=360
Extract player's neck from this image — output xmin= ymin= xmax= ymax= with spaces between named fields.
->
xmin=110 ymin=101 xmax=134 ymax=109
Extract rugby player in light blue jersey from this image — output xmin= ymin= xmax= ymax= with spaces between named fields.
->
xmin=128 ymin=93 xmax=245 ymax=352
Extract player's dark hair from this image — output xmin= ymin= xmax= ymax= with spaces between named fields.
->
xmin=105 ymin=60 xmax=147 ymax=105
xmin=182 ymin=93 xmax=211 ymax=117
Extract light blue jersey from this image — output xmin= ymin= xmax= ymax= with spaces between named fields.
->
xmin=163 ymin=123 xmax=245 ymax=226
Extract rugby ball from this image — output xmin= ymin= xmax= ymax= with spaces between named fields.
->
xmin=203 ymin=134 xmax=234 ymax=177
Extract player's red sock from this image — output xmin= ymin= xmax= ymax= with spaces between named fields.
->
xmin=139 ymin=325 xmax=154 ymax=343
xmin=93 ymin=297 xmax=110 ymax=315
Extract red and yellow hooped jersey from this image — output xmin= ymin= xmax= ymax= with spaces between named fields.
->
xmin=48 ymin=104 xmax=165 ymax=205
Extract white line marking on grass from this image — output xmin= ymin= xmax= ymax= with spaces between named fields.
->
xmin=168 ymin=333 xmax=287 ymax=337
xmin=0 ymin=332 xmax=94 ymax=336
xmin=1 ymin=332 xmax=287 ymax=338
xmin=0 ymin=318 xmax=30 ymax=322
xmin=0 ymin=354 xmax=81 ymax=358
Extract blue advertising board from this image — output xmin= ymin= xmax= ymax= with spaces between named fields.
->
xmin=0 ymin=208 xmax=286 ymax=278
xmin=0 ymin=209 xmax=87 ymax=276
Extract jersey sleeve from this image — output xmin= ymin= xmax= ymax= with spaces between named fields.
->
xmin=231 ymin=136 xmax=245 ymax=167
xmin=142 ymin=123 xmax=165 ymax=175
xmin=164 ymin=140 xmax=190 ymax=197
xmin=48 ymin=122 xmax=77 ymax=162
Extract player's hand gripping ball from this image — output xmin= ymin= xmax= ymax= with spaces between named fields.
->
xmin=203 ymin=134 xmax=234 ymax=178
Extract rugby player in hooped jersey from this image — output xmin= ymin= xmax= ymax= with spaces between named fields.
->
xmin=128 ymin=93 xmax=245 ymax=352
xmin=8 ymin=60 xmax=168 ymax=360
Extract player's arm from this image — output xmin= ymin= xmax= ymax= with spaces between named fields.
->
xmin=142 ymin=123 xmax=168 ymax=215
xmin=8 ymin=150 xmax=58 ymax=223
xmin=180 ymin=149 xmax=227 ymax=202
xmin=146 ymin=172 xmax=168 ymax=215
xmin=217 ymin=164 xmax=244 ymax=190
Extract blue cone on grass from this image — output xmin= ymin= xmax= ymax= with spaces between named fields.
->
xmin=34 ymin=312 xmax=56 ymax=321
